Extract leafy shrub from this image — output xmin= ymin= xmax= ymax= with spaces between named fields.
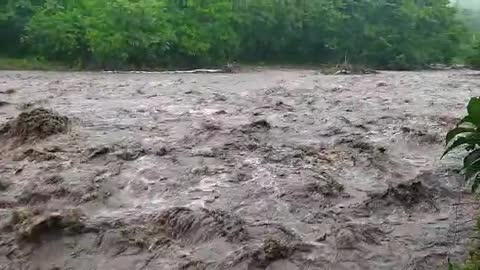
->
xmin=165 ymin=0 xmax=238 ymax=67
xmin=1 ymin=0 xmax=469 ymax=69
xmin=25 ymin=6 xmax=87 ymax=63
xmin=84 ymin=0 xmax=174 ymax=69
xmin=443 ymin=97 xmax=480 ymax=192
xmin=0 ymin=0 xmax=46 ymax=55
xmin=444 ymin=99 xmax=480 ymax=270
xmin=467 ymin=41 xmax=480 ymax=69
xmin=24 ymin=0 xmax=238 ymax=69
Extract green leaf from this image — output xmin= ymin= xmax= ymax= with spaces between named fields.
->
xmin=446 ymin=127 xmax=476 ymax=145
xmin=464 ymin=148 xmax=480 ymax=168
xmin=442 ymin=135 xmax=480 ymax=158
xmin=459 ymin=115 xmax=478 ymax=126
xmin=467 ymin=97 xmax=480 ymax=125
xmin=465 ymin=161 xmax=480 ymax=179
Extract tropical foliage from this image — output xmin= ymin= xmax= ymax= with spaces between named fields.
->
xmin=444 ymin=97 xmax=480 ymax=192
xmin=0 ymin=0 xmax=468 ymax=69
xmin=454 ymin=0 xmax=480 ymax=68
xmin=467 ymin=41 xmax=480 ymax=68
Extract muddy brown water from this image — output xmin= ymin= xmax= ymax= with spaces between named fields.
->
xmin=0 ymin=69 xmax=479 ymax=269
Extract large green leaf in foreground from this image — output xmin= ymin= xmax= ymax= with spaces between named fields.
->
xmin=444 ymin=97 xmax=480 ymax=192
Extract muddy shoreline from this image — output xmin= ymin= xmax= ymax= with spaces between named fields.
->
xmin=0 ymin=69 xmax=479 ymax=269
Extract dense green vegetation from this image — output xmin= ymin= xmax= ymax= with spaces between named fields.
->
xmin=454 ymin=0 xmax=480 ymax=68
xmin=467 ymin=42 xmax=480 ymax=69
xmin=457 ymin=8 xmax=480 ymax=32
xmin=0 ymin=0 xmax=472 ymax=69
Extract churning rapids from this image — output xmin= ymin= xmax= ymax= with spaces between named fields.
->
xmin=0 ymin=69 xmax=479 ymax=270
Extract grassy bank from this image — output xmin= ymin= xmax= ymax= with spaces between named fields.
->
xmin=0 ymin=57 xmax=70 ymax=71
